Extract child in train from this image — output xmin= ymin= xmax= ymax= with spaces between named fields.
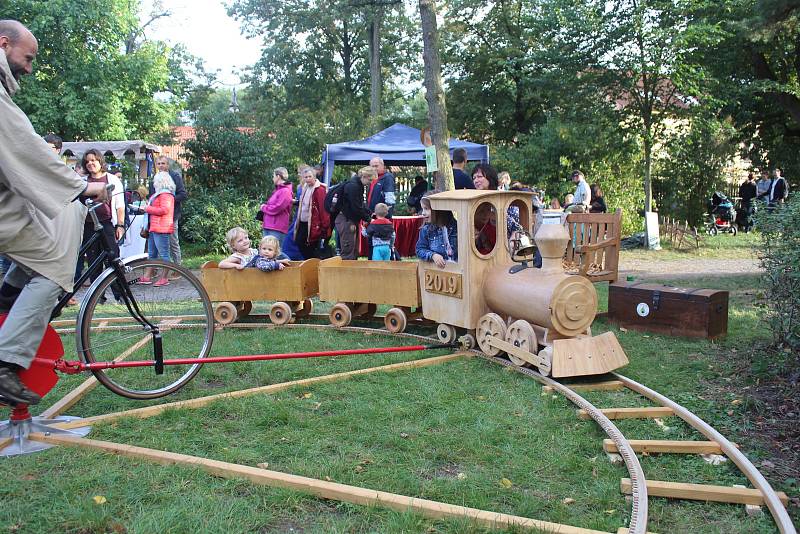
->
xmin=246 ymin=235 xmax=291 ymax=272
xmin=474 ymin=202 xmax=497 ymax=255
xmin=219 ymin=227 xmax=288 ymax=270
xmin=363 ymin=203 xmax=395 ymax=261
xmin=415 ymin=193 xmax=457 ymax=269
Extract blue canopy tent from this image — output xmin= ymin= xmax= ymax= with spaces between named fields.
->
xmin=321 ymin=123 xmax=489 ymax=184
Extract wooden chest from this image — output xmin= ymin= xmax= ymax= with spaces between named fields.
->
xmin=607 ymin=282 xmax=728 ymax=339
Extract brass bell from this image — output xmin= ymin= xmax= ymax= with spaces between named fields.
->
xmin=513 ymin=232 xmax=537 ymax=258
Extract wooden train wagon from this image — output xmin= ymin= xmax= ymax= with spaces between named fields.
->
xmin=318 ymin=257 xmax=422 ymax=333
xmin=200 ymin=259 xmax=320 ymax=325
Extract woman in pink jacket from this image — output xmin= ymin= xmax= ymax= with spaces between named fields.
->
xmin=260 ymin=167 xmax=294 ymax=241
xmin=138 ymin=171 xmax=175 ymax=287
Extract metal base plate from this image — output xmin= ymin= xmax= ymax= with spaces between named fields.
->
xmin=0 ymin=415 xmax=91 ymax=457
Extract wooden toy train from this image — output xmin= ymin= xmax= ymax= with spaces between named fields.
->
xmin=201 ymin=190 xmax=629 ymax=378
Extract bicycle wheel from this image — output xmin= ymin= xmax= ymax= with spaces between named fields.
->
xmin=77 ymin=259 xmax=214 ymax=399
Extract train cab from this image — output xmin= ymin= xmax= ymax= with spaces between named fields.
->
xmin=418 ymin=189 xmax=534 ymax=344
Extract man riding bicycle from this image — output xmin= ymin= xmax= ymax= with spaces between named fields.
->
xmin=0 ymin=20 xmax=108 ymax=405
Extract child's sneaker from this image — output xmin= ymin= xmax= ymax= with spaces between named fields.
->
xmin=154 ymin=278 xmax=169 ymax=287
xmin=138 ymin=276 xmax=152 ymax=285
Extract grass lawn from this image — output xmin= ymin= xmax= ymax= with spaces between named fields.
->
xmin=3 ymin=233 xmax=797 ymax=533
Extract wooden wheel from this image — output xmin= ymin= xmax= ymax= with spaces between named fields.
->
xmin=294 ymin=299 xmax=313 ymax=318
xmin=329 ymin=303 xmax=353 ymax=328
xmin=384 ymin=307 xmax=407 ymax=333
xmin=537 ymin=346 xmax=553 ymax=376
xmin=214 ymin=302 xmax=238 ymax=325
xmin=476 ymin=313 xmax=506 ymax=356
xmin=461 ymin=332 xmax=477 ymax=350
xmin=506 ymin=320 xmax=538 ymax=367
xmin=436 ymin=323 xmax=457 ymax=344
xmin=269 ymin=302 xmax=293 ymax=325
xmin=237 ymin=301 xmax=253 ymax=318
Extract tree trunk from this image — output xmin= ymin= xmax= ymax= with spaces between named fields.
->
xmin=368 ymin=11 xmax=382 ymax=124
xmin=419 ymin=0 xmax=454 ymax=191
xmin=643 ymin=133 xmax=653 ymax=213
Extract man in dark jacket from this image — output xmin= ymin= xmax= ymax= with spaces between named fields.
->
xmin=367 ymin=157 xmax=396 ymax=216
xmin=151 ymin=156 xmax=188 ymax=265
xmin=336 ymin=168 xmax=373 ymax=259
xmin=452 ymin=148 xmax=475 ymax=190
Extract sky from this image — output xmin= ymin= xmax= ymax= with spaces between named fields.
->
xmin=141 ymin=0 xmax=263 ymax=88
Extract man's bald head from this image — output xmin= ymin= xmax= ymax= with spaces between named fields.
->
xmin=0 ymin=20 xmax=38 ymax=81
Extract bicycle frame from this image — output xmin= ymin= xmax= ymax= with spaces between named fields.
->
xmin=51 ymin=200 xmax=162 ymax=369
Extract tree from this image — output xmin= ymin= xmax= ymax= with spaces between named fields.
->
xmin=0 ymin=0 xmax=189 ymax=140
xmin=690 ymin=0 xmax=800 ymax=177
xmin=419 ymin=0 xmax=454 ymax=191
xmin=519 ymin=0 xmax=713 ymax=214
xmin=441 ymin=0 xmax=553 ymax=144
xmin=228 ymin=0 xmax=419 ymax=131
xmin=182 ymin=107 xmax=271 ymax=197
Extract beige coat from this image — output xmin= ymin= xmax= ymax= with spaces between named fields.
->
xmin=0 ymin=51 xmax=88 ymax=291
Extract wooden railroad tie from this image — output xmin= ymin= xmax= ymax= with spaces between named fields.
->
xmin=577 ymin=406 xmax=674 ymax=420
xmin=543 ymin=380 xmax=625 ymax=394
xmin=603 ymin=439 xmax=738 ymax=455
xmin=620 ymin=478 xmax=790 ymax=507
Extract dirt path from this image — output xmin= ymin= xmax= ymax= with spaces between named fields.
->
xmin=619 ymin=257 xmax=761 ymax=279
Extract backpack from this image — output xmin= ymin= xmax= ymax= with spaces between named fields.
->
xmin=324 ymin=181 xmax=346 ymax=216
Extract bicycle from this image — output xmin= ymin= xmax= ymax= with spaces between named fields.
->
xmin=48 ymin=189 xmax=215 ymax=399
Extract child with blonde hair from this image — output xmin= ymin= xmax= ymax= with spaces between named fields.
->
xmin=219 ymin=227 xmax=257 ymax=269
xmin=246 ymin=235 xmax=290 ymax=271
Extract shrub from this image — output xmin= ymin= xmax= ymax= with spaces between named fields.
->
xmin=756 ymin=194 xmax=800 ymax=353
xmin=181 ymin=186 xmax=263 ymax=255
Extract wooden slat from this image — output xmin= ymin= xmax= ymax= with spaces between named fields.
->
xmin=543 ymin=380 xmax=625 ymax=394
xmin=577 ymin=406 xmax=674 ymax=420
xmin=51 ymin=353 xmax=471 ymax=430
xmin=603 ymin=439 xmax=736 ymax=455
xmin=620 ymin=478 xmax=789 ymax=507
xmin=0 ymin=437 xmax=13 ymax=450
xmin=30 ymin=433 xmax=610 ymax=534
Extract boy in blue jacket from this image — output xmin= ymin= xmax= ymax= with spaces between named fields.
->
xmin=364 ymin=203 xmax=395 ymax=260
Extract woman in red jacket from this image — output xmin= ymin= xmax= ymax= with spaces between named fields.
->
xmin=138 ymin=171 xmax=175 ymax=287
xmin=293 ymin=165 xmax=330 ymax=259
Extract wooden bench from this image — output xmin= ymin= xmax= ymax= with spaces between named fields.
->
xmin=562 ymin=209 xmax=622 ymax=283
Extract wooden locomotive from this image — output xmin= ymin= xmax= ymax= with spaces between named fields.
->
xmin=420 ymin=190 xmax=628 ymax=377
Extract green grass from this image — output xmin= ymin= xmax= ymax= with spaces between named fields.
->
xmin=3 ymin=234 xmax=797 ymax=534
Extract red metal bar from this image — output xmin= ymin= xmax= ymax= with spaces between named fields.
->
xmin=49 ymin=344 xmax=433 ymax=373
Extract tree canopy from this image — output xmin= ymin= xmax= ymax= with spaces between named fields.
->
xmin=0 ymin=0 xmax=196 ymax=141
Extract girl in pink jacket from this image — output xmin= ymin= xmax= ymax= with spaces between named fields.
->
xmin=260 ymin=167 xmax=294 ymax=241
xmin=138 ymin=171 xmax=175 ymax=287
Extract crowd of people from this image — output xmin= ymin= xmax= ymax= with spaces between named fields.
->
xmin=732 ymin=167 xmax=789 ymax=233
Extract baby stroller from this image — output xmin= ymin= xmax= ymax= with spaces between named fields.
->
xmin=706 ymin=192 xmax=738 ymax=236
